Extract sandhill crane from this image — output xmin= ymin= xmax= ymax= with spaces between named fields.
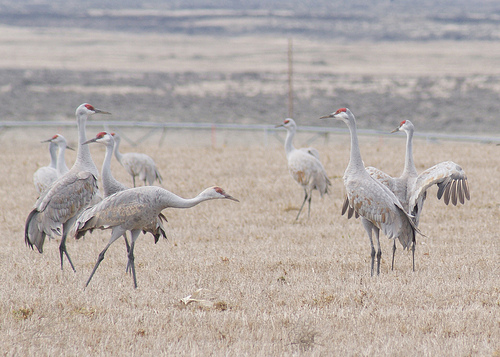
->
xmin=320 ymin=108 xmax=421 ymax=276
xmin=46 ymin=134 xmax=74 ymax=177
xmin=112 ymin=132 xmax=163 ymax=187
xmin=83 ymin=131 xmax=167 ymax=252
xmin=33 ymin=140 xmax=58 ymax=194
xmin=71 ymin=186 xmax=239 ymax=288
xmin=276 ymin=118 xmax=331 ymax=220
xmin=345 ymin=119 xmax=470 ymax=270
xmin=25 ymin=103 xmax=111 ymax=271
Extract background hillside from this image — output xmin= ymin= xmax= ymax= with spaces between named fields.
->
xmin=0 ymin=0 xmax=499 ymax=134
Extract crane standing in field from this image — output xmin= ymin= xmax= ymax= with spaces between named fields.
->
xmin=320 ymin=108 xmax=421 ymax=276
xmin=112 ymin=132 xmax=163 ymax=187
xmin=82 ymin=131 xmax=167 ymax=252
xmin=72 ymin=186 xmax=239 ymax=289
xmin=276 ymin=118 xmax=331 ymax=220
xmin=25 ymin=103 xmax=111 ymax=271
xmin=349 ymin=119 xmax=470 ymax=270
xmin=33 ymin=139 xmax=58 ymax=195
xmin=46 ymin=134 xmax=74 ymax=178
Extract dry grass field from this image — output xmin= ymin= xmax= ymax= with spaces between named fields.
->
xmin=0 ymin=126 xmax=498 ymax=355
xmin=0 ymin=10 xmax=499 ymax=355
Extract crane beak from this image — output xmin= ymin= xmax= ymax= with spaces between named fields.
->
xmin=82 ymin=138 xmax=98 ymax=145
xmin=66 ymin=145 xmax=76 ymax=151
xmin=319 ymin=113 xmax=335 ymax=119
xmin=390 ymin=127 xmax=400 ymax=133
xmin=40 ymin=139 xmax=51 ymax=143
xmin=225 ymin=194 xmax=239 ymax=202
xmin=94 ymin=108 xmax=111 ymax=115
xmin=275 ymin=124 xmax=284 ymax=128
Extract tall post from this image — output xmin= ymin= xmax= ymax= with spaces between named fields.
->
xmin=288 ymin=37 xmax=293 ymax=119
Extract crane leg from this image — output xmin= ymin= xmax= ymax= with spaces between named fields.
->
xmin=362 ymin=219 xmax=376 ymax=276
xmin=132 ymin=176 xmax=136 ymax=188
xmin=85 ymin=229 xmax=125 ymax=288
xmin=123 ymin=233 xmax=130 ymax=253
xmin=391 ymin=239 xmax=396 ymax=270
xmin=374 ymin=228 xmax=381 ymax=276
xmin=411 ymin=241 xmax=415 ymax=272
xmin=296 ymin=190 xmax=309 ymax=220
xmin=86 ymin=248 xmax=108 ymax=288
xmin=307 ymin=193 xmax=312 ymax=218
xmin=59 ymin=231 xmax=76 ymax=272
xmin=126 ymin=241 xmax=137 ymax=289
xmin=125 ymin=230 xmax=140 ymax=289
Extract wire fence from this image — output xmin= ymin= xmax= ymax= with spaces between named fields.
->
xmin=1 ymin=121 xmax=499 ymax=147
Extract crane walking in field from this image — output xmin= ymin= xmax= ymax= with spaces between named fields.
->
xmin=320 ymin=108 xmax=421 ymax=276
xmin=112 ymin=132 xmax=163 ymax=187
xmin=45 ymin=134 xmax=74 ymax=178
xmin=83 ymin=131 xmax=167 ymax=252
xmin=33 ymin=139 xmax=58 ymax=195
xmin=276 ymin=118 xmax=331 ymax=220
xmin=348 ymin=119 xmax=470 ymax=270
xmin=25 ymin=103 xmax=111 ymax=271
xmin=71 ymin=186 xmax=239 ymax=288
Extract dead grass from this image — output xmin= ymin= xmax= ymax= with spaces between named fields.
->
xmin=0 ymin=127 xmax=498 ymax=356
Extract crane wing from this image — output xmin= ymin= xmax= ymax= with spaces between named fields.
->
xmin=288 ymin=150 xmax=331 ymax=196
xmin=72 ymin=188 xmax=166 ymax=240
xmin=25 ymin=171 xmax=98 ymax=252
xmin=365 ymin=166 xmax=397 ymax=192
xmin=409 ymin=161 xmax=470 ymax=210
xmin=343 ymin=167 xmax=397 ymax=220
xmin=345 ymin=174 xmax=421 ymax=246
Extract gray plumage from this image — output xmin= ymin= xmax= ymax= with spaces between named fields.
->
xmin=47 ymin=134 xmax=74 ymax=178
xmin=71 ymin=186 xmax=239 ymax=288
xmin=112 ymin=132 xmax=163 ymax=187
xmin=276 ymin=118 xmax=331 ymax=220
xmin=343 ymin=119 xmax=470 ymax=270
xmin=83 ymin=131 xmax=167 ymax=252
xmin=321 ymin=108 xmax=421 ymax=276
xmin=71 ymin=186 xmax=238 ymax=288
xmin=25 ymin=103 xmax=111 ymax=271
xmin=33 ymin=140 xmax=58 ymax=195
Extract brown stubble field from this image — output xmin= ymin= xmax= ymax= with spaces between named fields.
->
xmin=0 ymin=127 xmax=498 ymax=356
xmin=0 ymin=24 xmax=499 ymax=355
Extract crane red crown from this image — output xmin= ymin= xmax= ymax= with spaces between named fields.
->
xmin=96 ymin=132 xmax=107 ymax=138
xmin=84 ymin=104 xmax=96 ymax=111
xmin=335 ymin=108 xmax=347 ymax=114
xmin=400 ymin=120 xmax=406 ymax=126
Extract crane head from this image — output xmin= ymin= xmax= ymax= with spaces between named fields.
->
xmin=391 ymin=119 xmax=414 ymax=134
xmin=83 ymin=131 xmax=114 ymax=146
xmin=42 ymin=134 xmax=75 ymax=150
xmin=275 ymin=118 xmax=296 ymax=130
xmin=202 ymin=187 xmax=239 ymax=202
xmin=76 ymin=103 xmax=111 ymax=118
xmin=320 ymin=107 xmax=351 ymax=121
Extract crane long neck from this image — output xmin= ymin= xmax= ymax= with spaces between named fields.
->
xmin=49 ymin=142 xmax=58 ymax=169
xmin=56 ymin=143 xmax=69 ymax=175
xmin=159 ymin=190 xmax=213 ymax=209
xmin=284 ymin=127 xmax=296 ymax=158
xmin=113 ymin=137 xmax=123 ymax=163
xmin=74 ymin=115 xmax=98 ymax=176
xmin=346 ymin=117 xmax=365 ymax=173
xmin=102 ymin=142 xmax=118 ymax=192
xmin=403 ymin=128 xmax=417 ymax=177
